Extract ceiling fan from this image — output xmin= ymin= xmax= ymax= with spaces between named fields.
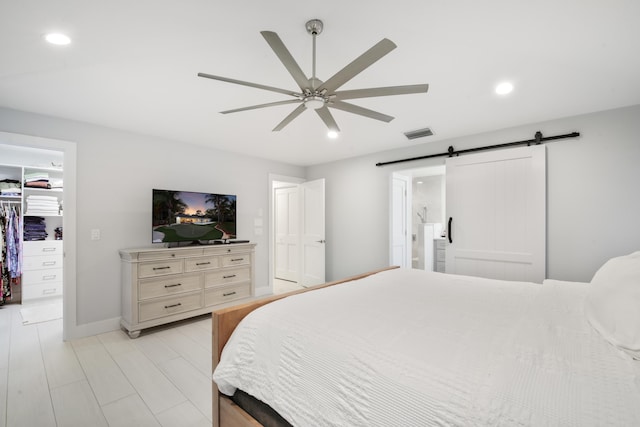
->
xmin=198 ymin=19 xmax=429 ymax=132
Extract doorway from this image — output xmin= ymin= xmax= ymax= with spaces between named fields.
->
xmin=0 ymin=132 xmax=77 ymax=340
xmin=269 ymin=174 xmax=326 ymax=293
xmin=389 ymin=145 xmax=546 ymax=282
xmin=390 ymin=165 xmax=445 ymax=270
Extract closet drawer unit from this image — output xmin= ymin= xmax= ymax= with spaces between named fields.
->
xmin=205 ymin=283 xmax=251 ymax=306
xmin=221 ymin=253 xmax=251 ymax=268
xmin=22 ymin=282 xmax=63 ymax=300
xmin=436 ymin=248 xmax=446 ymax=262
xmin=184 ymin=256 xmax=220 ymax=272
xmin=138 ymin=273 xmax=202 ymax=300
xmin=23 ymin=240 xmax=63 ymax=256
xmin=22 ymin=268 xmax=63 ymax=285
xmin=138 ymin=291 xmax=203 ymax=322
xmin=22 ymin=254 xmax=63 ymax=271
xmin=204 ymin=267 xmax=251 ymax=288
xmin=138 ymin=259 xmax=183 ymax=278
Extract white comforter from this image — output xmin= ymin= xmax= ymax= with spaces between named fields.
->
xmin=213 ymin=268 xmax=640 ymax=426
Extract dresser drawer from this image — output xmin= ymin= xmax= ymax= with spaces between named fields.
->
xmin=221 ymin=253 xmax=251 ymax=267
xmin=185 ymin=256 xmax=220 ymax=272
xmin=205 ymin=267 xmax=250 ymax=288
xmin=435 ymin=239 xmax=446 ymax=250
xmin=22 ymin=254 xmax=63 ymax=271
xmin=205 ymin=283 xmax=251 ymax=306
xmin=138 ymin=273 xmax=202 ymax=300
xmin=436 ymin=249 xmax=446 ymax=262
xmin=22 ymin=282 xmax=63 ymax=300
xmin=138 ymin=248 xmax=202 ymax=261
xmin=22 ymin=268 xmax=63 ymax=285
xmin=138 ymin=291 xmax=203 ymax=322
xmin=138 ymin=259 xmax=183 ymax=278
xmin=23 ymin=240 xmax=63 ymax=256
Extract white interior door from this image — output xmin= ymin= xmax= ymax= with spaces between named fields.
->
xmin=300 ymin=178 xmax=325 ymax=286
xmin=445 ymin=145 xmax=546 ymax=283
xmin=390 ymin=174 xmax=411 ymax=267
xmin=274 ymin=186 xmax=298 ymax=281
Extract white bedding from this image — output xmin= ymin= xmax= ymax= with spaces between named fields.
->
xmin=213 ymin=268 xmax=640 ymax=426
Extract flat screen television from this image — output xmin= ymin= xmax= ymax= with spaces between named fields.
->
xmin=152 ymin=189 xmax=237 ymax=245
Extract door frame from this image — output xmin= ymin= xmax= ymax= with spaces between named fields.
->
xmin=390 ymin=165 xmax=446 ymax=268
xmin=268 ymin=174 xmax=305 ymax=293
xmin=0 ymin=131 xmax=77 ymax=340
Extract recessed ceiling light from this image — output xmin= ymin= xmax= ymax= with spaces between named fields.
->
xmin=327 ymin=130 xmax=339 ymax=139
xmin=495 ymin=82 xmax=514 ymax=95
xmin=45 ymin=33 xmax=71 ymax=45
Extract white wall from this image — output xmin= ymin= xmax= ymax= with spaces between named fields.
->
xmin=0 ymin=107 xmax=304 ymax=337
xmin=3 ymin=104 xmax=639 ymax=337
xmin=307 ymin=104 xmax=640 ymax=283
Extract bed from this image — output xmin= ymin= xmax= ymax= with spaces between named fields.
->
xmin=211 ymin=253 xmax=640 ymax=426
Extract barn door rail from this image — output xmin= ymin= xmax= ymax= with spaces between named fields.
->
xmin=375 ymin=131 xmax=580 ymax=167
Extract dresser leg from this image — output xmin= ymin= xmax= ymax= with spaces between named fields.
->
xmin=127 ymin=330 xmax=141 ymax=339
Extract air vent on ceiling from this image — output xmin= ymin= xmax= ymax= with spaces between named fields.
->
xmin=404 ymin=127 xmax=434 ymax=140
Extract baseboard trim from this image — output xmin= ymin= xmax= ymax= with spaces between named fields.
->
xmin=65 ymin=316 xmax=122 ymax=340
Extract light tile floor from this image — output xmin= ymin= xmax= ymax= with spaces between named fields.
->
xmin=0 ymin=281 xmax=304 ymax=427
xmin=0 ymin=303 xmax=213 ymax=427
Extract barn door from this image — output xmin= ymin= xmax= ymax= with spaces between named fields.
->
xmin=445 ymin=145 xmax=546 ymax=283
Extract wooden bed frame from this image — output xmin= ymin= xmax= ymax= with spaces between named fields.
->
xmin=211 ymin=266 xmax=398 ymax=427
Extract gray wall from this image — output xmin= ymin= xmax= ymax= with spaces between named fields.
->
xmin=0 ymin=107 xmax=304 ymax=330
xmin=308 ymin=104 xmax=640 ymax=283
xmin=2 ymin=103 xmax=639 ymax=335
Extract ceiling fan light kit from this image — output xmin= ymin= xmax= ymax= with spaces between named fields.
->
xmin=198 ymin=19 xmax=429 ymax=132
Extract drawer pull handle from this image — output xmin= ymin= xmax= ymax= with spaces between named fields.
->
xmin=230 ymin=258 xmax=244 ymax=262
xmin=164 ymin=283 xmax=182 ymax=288
xmin=42 ymin=247 xmax=57 ymax=252
xmin=42 ymin=261 xmax=57 ymax=266
xmin=196 ymin=262 xmax=211 ymax=266
xmin=223 ymin=274 xmax=236 ymax=279
xmin=153 ymin=266 xmax=171 ymax=270
xmin=42 ymin=288 xmax=57 ymax=295
xmin=43 ymin=275 xmax=57 ymax=280
xmin=164 ymin=303 xmax=182 ymax=309
xmin=223 ymin=291 xmax=237 ymax=297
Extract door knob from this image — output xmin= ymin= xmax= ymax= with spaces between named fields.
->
xmin=316 ymin=239 xmax=326 ymax=243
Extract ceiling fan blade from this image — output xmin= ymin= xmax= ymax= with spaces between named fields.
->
xmin=273 ymin=104 xmax=307 ymax=131
xmin=261 ymin=31 xmax=310 ymax=91
xmin=319 ymin=38 xmax=396 ymax=93
xmin=315 ymin=107 xmax=340 ymax=132
xmin=197 ymin=72 xmax=301 ymax=97
xmin=334 ymin=84 xmax=429 ymax=100
xmin=221 ymin=99 xmax=301 ymax=114
xmin=329 ymin=100 xmax=394 ymax=123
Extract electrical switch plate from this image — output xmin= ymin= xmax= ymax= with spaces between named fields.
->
xmin=91 ymin=229 xmax=101 ymax=240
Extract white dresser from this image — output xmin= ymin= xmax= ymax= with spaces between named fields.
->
xmin=120 ymin=243 xmax=255 ymax=338
xmin=22 ymin=240 xmax=64 ymax=302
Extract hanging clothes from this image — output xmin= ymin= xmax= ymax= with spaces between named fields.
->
xmin=1 ymin=202 xmax=22 ymax=304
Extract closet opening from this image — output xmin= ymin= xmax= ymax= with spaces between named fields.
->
xmin=0 ymin=132 xmax=76 ymax=340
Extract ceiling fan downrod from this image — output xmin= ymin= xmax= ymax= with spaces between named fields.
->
xmin=306 ymin=19 xmax=323 ymax=91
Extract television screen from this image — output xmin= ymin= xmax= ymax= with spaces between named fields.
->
xmin=152 ymin=189 xmax=237 ymax=244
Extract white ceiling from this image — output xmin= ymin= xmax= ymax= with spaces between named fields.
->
xmin=2 ymin=1 xmax=639 ymax=166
